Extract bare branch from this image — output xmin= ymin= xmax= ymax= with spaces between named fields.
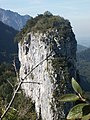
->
xmin=22 ymin=81 xmax=42 ymax=84
xmin=7 ymin=79 xmax=14 ymax=88
xmin=0 ymin=81 xmax=22 ymax=120
xmin=0 ymin=51 xmax=52 ymax=120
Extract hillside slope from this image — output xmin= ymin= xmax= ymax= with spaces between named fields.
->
xmin=0 ymin=21 xmax=18 ymax=62
xmin=77 ymin=44 xmax=88 ymax=53
xmin=0 ymin=8 xmax=31 ymax=30
xmin=77 ymin=48 xmax=90 ymax=91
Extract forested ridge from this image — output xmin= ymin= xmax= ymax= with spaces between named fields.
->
xmin=77 ymin=48 xmax=90 ymax=91
xmin=0 ymin=21 xmax=18 ymax=63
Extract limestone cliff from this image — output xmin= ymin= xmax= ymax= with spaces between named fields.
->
xmin=18 ymin=13 xmax=77 ymax=120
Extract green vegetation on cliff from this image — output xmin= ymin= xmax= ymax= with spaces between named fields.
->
xmin=15 ymin=12 xmax=73 ymax=42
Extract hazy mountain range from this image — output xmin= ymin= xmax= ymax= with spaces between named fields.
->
xmin=77 ymin=37 xmax=90 ymax=48
xmin=0 ymin=8 xmax=31 ymax=30
xmin=77 ymin=44 xmax=88 ymax=53
xmin=77 ymin=48 xmax=90 ymax=91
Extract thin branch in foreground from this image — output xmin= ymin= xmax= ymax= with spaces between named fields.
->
xmin=0 ymin=51 xmax=52 ymax=120
xmin=22 ymin=81 xmax=42 ymax=84
xmin=22 ymin=51 xmax=52 ymax=81
xmin=7 ymin=79 xmax=14 ymax=88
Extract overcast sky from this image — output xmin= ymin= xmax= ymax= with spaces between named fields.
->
xmin=0 ymin=0 xmax=90 ymax=46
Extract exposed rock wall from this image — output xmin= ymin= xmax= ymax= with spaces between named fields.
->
xmin=18 ymin=28 xmax=77 ymax=120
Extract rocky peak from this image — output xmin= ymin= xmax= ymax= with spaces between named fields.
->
xmin=44 ymin=11 xmax=53 ymax=16
xmin=18 ymin=14 xmax=77 ymax=120
xmin=0 ymin=8 xmax=31 ymax=30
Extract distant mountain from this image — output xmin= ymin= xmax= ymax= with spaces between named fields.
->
xmin=0 ymin=21 xmax=18 ymax=63
xmin=77 ymin=48 xmax=90 ymax=91
xmin=77 ymin=37 xmax=90 ymax=48
xmin=77 ymin=44 xmax=88 ymax=53
xmin=77 ymin=48 xmax=90 ymax=61
xmin=0 ymin=8 xmax=31 ymax=30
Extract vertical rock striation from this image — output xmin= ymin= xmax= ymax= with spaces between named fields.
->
xmin=18 ymin=14 xmax=77 ymax=120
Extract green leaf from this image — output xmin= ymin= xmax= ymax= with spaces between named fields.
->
xmin=82 ymin=114 xmax=90 ymax=120
xmin=72 ymin=78 xmax=83 ymax=95
xmin=59 ymin=94 xmax=79 ymax=102
xmin=67 ymin=103 xmax=88 ymax=119
xmin=82 ymin=105 xmax=90 ymax=116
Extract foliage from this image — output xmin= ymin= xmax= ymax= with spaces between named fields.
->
xmin=0 ymin=63 xmax=16 ymax=103
xmin=59 ymin=94 xmax=79 ymax=102
xmin=72 ymin=78 xmax=83 ymax=95
xmin=15 ymin=12 xmax=72 ymax=42
xmin=59 ymin=78 xmax=90 ymax=120
xmin=43 ymin=11 xmax=53 ymax=16
xmin=0 ymin=62 xmax=37 ymax=120
xmin=0 ymin=21 xmax=18 ymax=63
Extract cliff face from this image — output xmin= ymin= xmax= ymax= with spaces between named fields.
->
xmin=18 ymin=14 xmax=77 ymax=120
